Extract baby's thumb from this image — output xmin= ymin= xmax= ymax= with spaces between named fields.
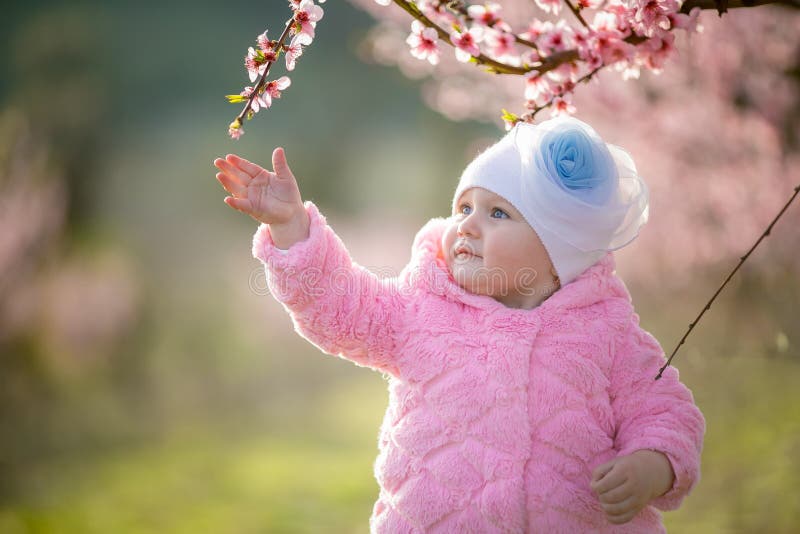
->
xmin=272 ymin=147 xmax=294 ymax=180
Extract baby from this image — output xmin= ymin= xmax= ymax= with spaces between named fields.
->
xmin=213 ymin=116 xmax=705 ymax=533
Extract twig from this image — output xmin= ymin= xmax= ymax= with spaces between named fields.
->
xmin=655 ymin=183 xmax=800 ymax=379
xmin=679 ymin=0 xmax=800 ymax=11
xmin=526 ymin=64 xmax=604 ymax=120
xmin=391 ymin=0 xmax=530 ymax=74
xmin=234 ymin=17 xmax=295 ymax=127
xmin=564 ymin=0 xmax=590 ymax=28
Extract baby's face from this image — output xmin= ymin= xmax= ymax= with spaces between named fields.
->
xmin=441 ymin=187 xmax=560 ymax=309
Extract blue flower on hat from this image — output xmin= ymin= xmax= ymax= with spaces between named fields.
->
xmin=537 ymin=117 xmax=617 ymax=204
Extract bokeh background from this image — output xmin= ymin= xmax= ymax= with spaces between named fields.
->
xmin=1 ymin=1 xmax=798 ymax=532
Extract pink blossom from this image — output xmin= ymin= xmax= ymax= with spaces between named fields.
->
xmin=450 ymin=27 xmax=484 ymax=63
xmin=572 ymin=27 xmax=590 ymax=49
xmin=539 ymin=20 xmax=573 ymax=55
xmin=417 ymin=0 xmax=459 ymax=26
xmin=520 ymin=19 xmax=550 ymax=43
xmin=550 ymin=95 xmax=576 ymax=117
xmin=620 ymin=64 xmax=641 ymax=80
xmin=602 ymin=0 xmax=636 ymax=33
xmin=546 ymin=60 xmax=579 ymax=83
xmin=256 ymin=31 xmax=278 ymax=59
xmin=579 ymin=49 xmax=603 ymax=71
xmin=467 ymin=3 xmax=502 ymax=27
xmin=285 ymin=33 xmax=312 ymax=71
xmin=524 ymin=73 xmax=551 ymax=103
xmin=633 ymin=0 xmax=680 ymax=37
xmin=241 ymin=76 xmax=291 ymax=113
xmin=255 ymin=30 xmax=278 ymax=69
xmin=574 ymin=30 xmax=603 ymax=68
xmin=523 ymin=49 xmax=542 ymax=66
xmin=293 ymin=0 xmax=324 ymax=41
xmin=239 ymin=86 xmax=266 ymax=113
xmin=668 ymin=7 xmax=704 ymax=33
xmin=603 ymin=40 xmax=636 ymax=67
xmin=406 ymin=20 xmax=441 ymax=65
xmin=245 ymin=47 xmax=268 ymax=83
xmin=639 ymin=28 xmax=676 ymax=73
xmin=592 ymin=12 xmax=619 ymax=33
xmin=590 ymin=26 xmax=636 ymax=67
xmin=289 ymin=0 xmax=327 ymax=7
xmin=260 ymin=76 xmax=292 ymax=109
xmin=253 ymin=95 xmax=269 ymax=113
xmin=484 ymin=29 xmax=517 ymax=62
xmin=534 ymin=0 xmax=562 ymax=16
xmin=552 ymin=79 xmax=576 ymax=97
xmin=228 ymin=124 xmax=243 ymax=140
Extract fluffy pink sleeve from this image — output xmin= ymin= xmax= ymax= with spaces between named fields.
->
xmin=609 ymin=312 xmax=706 ymax=511
xmin=251 ymin=200 xmax=407 ymax=378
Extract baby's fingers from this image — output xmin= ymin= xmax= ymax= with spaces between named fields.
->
xmin=598 ymin=483 xmax=632 ymax=505
xmin=224 ymin=195 xmax=254 ymax=215
xmin=225 ymin=154 xmax=265 ymax=179
xmin=601 ymin=494 xmax=637 ymax=517
xmin=215 ymin=157 xmax=254 ymax=186
xmin=216 ymin=172 xmax=246 ymax=197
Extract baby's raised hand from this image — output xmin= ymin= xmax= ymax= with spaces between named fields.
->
xmin=590 ymin=450 xmax=674 ymax=525
xmin=213 ymin=147 xmax=303 ymax=226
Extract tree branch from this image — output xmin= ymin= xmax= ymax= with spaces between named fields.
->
xmin=391 ymin=0 xmax=530 ymax=74
xmin=564 ymin=0 xmax=590 ymax=28
xmin=234 ymin=17 xmax=295 ymax=127
xmin=680 ymin=0 xmax=800 ymax=13
xmin=392 ymin=0 xmax=796 ymax=78
xmin=656 ymin=183 xmax=800 ymax=379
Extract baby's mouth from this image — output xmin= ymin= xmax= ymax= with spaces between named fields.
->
xmin=454 ymin=246 xmax=481 ymax=260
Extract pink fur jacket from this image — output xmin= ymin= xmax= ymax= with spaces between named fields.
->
xmin=252 ymin=201 xmax=706 ymax=533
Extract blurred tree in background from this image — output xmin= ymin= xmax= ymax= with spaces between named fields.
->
xmin=0 ymin=1 xmax=798 ymax=533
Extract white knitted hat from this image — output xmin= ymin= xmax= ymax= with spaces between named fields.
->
xmin=452 ymin=116 xmax=649 ymax=286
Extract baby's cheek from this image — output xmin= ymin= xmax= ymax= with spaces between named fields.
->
xmin=441 ymin=226 xmax=456 ymax=257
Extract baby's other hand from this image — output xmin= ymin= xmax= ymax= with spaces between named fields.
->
xmin=213 ymin=147 xmax=303 ymax=225
xmin=590 ymin=451 xmax=666 ymax=525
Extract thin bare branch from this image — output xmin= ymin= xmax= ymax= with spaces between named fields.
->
xmin=656 ymin=183 xmax=800 ymax=379
xmin=564 ymin=0 xmax=590 ymax=28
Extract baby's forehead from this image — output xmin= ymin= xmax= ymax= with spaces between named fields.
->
xmin=456 ymin=187 xmax=511 ymax=206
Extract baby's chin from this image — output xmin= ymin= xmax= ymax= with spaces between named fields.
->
xmin=447 ymin=258 xmax=491 ymax=292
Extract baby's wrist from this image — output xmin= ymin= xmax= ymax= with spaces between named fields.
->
xmin=633 ymin=450 xmax=675 ymax=500
xmin=268 ymin=204 xmax=309 ymax=249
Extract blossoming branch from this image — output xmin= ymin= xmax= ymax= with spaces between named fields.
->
xmin=226 ymin=0 xmax=325 ymax=139
xmin=369 ymin=0 xmax=790 ymax=127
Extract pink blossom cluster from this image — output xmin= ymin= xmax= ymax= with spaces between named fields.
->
xmin=374 ymin=0 xmax=703 ymax=126
xmin=226 ymin=0 xmax=326 ymax=139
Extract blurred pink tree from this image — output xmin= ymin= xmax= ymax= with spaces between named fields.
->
xmin=348 ymin=0 xmax=800 ymax=287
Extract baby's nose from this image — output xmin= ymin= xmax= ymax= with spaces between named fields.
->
xmin=457 ymin=217 xmax=478 ymax=237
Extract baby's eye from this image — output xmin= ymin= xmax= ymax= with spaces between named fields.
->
xmin=491 ymin=208 xmax=509 ymax=219
xmin=458 ymin=204 xmax=472 ymax=216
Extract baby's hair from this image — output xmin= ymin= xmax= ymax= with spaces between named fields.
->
xmin=551 ymin=266 xmax=561 ymax=290
xmin=540 ymin=266 xmax=561 ymax=298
